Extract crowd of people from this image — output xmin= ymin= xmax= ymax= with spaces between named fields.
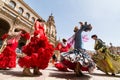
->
xmin=0 ymin=19 xmax=120 ymax=77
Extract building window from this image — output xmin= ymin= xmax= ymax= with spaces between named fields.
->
xmin=46 ymin=29 xmax=48 ymax=34
xmin=18 ymin=7 xmax=24 ymax=14
xmin=9 ymin=1 xmax=16 ymax=9
xmin=52 ymin=31 xmax=55 ymax=37
xmin=31 ymin=17 xmax=35 ymax=22
xmin=52 ymin=32 xmax=54 ymax=37
xmin=25 ymin=13 xmax=30 ymax=19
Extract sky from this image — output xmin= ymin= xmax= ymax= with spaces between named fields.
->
xmin=24 ymin=0 xmax=120 ymax=50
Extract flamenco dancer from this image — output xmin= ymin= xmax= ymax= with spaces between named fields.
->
xmin=18 ymin=19 xmax=54 ymax=76
xmin=56 ymin=38 xmax=71 ymax=53
xmin=91 ymin=34 xmax=120 ymax=76
xmin=54 ymin=38 xmax=71 ymax=71
xmin=59 ymin=22 xmax=95 ymax=76
xmin=0 ymin=28 xmax=29 ymax=69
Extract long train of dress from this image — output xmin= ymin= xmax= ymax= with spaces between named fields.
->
xmin=92 ymin=49 xmax=120 ymax=74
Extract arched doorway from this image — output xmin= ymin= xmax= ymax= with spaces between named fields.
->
xmin=18 ymin=30 xmax=27 ymax=50
xmin=0 ymin=18 xmax=10 ymax=37
xmin=15 ymin=30 xmax=28 ymax=53
xmin=0 ymin=18 xmax=10 ymax=47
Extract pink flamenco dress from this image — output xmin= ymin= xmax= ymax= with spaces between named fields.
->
xmin=0 ymin=32 xmax=29 ymax=69
xmin=18 ymin=20 xmax=54 ymax=69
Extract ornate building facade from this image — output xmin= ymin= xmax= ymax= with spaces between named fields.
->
xmin=0 ymin=0 xmax=57 ymax=47
xmin=108 ymin=43 xmax=120 ymax=54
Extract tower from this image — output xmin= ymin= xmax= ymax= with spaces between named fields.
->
xmin=46 ymin=13 xmax=57 ymax=46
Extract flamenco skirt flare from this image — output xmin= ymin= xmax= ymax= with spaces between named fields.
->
xmin=18 ymin=45 xmax=54 ymax=69
xmin=92 ymin=52 xmax=120 ymax=74
xmin=0 ymin=46 xmax=16 ymax=68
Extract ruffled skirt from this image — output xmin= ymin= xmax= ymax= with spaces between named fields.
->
xmin=92 ymin=52 xmax=120 ymax=74
xmin=55 ymin=49 xmax=95 ymax=72
xmin=18 ymin=45 xmax=54 ymax=69
xmin=0 ymin=46 xmax=16 ymax=68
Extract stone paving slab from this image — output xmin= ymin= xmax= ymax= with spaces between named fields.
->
xmin=0 ymin=64 xmax=120 ymax=80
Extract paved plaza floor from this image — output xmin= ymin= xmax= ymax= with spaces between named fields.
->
xmin=0 ymin=63 xmax=120 ymax=80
